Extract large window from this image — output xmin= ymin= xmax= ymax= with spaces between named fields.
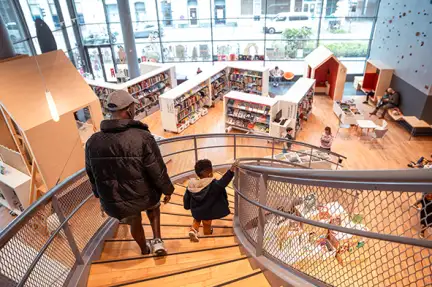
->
xmin=2 ymin=0 xmax=381 ymax=77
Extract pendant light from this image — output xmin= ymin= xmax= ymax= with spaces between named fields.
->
xmin=34 ymin=55 xmax=60 ymax=122
xmin=45 ymin=90 xmax=60 ymax=122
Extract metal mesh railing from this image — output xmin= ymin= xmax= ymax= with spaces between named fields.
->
xmin=0 ymin=170 xmax=109 ymax=287
xmin=235 ymin=166 xmax=432 ymax=287
xmin=0 ymin=133 xmax=345 ymax=286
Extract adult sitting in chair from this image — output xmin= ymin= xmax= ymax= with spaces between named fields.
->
xmin=270 ymin=66 xmax=284 ymax=87
xmin=370 ymin=88 xmax=400 ymax=119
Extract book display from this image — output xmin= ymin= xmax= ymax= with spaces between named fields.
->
xmin=160 ymin=65 xmax=270 ymax=134
xmin=279 ymin=78 xmax=316 ymax=137
xmin=87 ymin=64 xmax=176 ymax=121
xmin=333 ymin=97 xmax=364 ymax=125
xmin=266 ymin=149 xmax=333 ymax=169
xmin=160 ymin=66 xmax=227 ymax=133
xmin=228 ymin=67 xmax=269 ymax=96
xmin=211 ymin=70 xmax=228 ymax=103
xmin=128 ymin=71 xmax=171 ymax=120
xmin=224 ymin=91 xmax=278 ymax=136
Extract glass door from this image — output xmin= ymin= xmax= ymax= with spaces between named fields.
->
xmin=85 ymin=45 xmax=116 ymax=82
xmin=100 ymin=46 xmax=116 ymax=82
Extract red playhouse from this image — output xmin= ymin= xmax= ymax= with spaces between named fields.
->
xmin=304 ymin=46 xmax=347 ymax=102
xmin=360 ymin=59 xmax=394 ymax=102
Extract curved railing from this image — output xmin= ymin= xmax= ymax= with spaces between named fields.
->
xmin=2 ymin=133 xmax=429 ymax=287
xmin=234 ymin=165 xmax=432 ymax=287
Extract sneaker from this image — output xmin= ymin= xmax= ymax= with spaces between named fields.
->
xmin=362 ymin=101 xmax=368 ymax=104
xmin=142 ymin=240 xmax=152 ymax=255
xmin=189 ymin=228 xmax=199 ymax=242
xmin=151 ymin=238 xmax=167 ymax=256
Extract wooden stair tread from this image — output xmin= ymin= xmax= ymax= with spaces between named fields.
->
xmin=123 ymin=257 xmax=255 ymax=287
xmin=100 ymin=236 xmax=238 ymax=260
xmin=139 ymin=213 xmax=232 ymax=226
xmin=220 ymin=271 xmax=270 ymax=287
xmin=113 ymin=225 xmax=233 ymax=240
xmin=88 ymin=246 xmax=244 ymax=286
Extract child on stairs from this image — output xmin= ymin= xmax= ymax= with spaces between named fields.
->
xmin=184 ymin=159 xmax=238 ymax=242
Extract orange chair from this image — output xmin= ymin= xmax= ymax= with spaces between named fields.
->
xmin=284 ymin=72 xmax=295 ymax=81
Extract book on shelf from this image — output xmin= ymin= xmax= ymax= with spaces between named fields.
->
xmin=127 ymin=72 xmax=169 ymax=95
xmin=174 ymin=83 xmax=208 ymax=105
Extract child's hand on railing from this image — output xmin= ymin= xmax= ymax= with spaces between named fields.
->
xmin=231 ymin=160 xmax=240 ymax=172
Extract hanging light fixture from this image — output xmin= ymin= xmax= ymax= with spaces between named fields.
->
xmin=45 ymin=90 xmax=60 ymax=122
xmin=34 ymin=55 xmax=60 ymax=122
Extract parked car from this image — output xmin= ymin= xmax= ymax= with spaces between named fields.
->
xmin=6 ymin=22 xmax=21 ymax=43
xmin=263 ymin=13 xmax=312 ymax=34
xmin=83 ymin=32 xmax=118 ymax=46
xmin=134 ymin=24 xmax=164 ymax=38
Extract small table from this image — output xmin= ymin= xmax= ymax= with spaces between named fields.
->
xmin=356 ymin=120 xmax=377 ymax=136
xmin=403 ymin=116 xmax=432 ymax=141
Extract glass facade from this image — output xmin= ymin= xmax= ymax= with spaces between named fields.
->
xmin=1 ymin=0 xmax=381 ymax=78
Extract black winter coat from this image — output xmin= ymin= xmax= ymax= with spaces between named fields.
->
xmin=183 ymin=170 xmax=234 ymax=221
xmin=85 ymin=119 xmax=174 ymax=219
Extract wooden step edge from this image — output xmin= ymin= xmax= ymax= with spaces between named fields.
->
xmin=211 ymin=270 xmax=264 ymax=287
xmin=156 ymin=211 xmax=233 ymax=222
xmin=105 ymin=255 xmax=250 ymax=287
xmin=92 ymin=244 xmax=240 ymax=265
xmin=105 ymin=234 xmax=236 ymax=242
xmin=118 ymin=223 xmax=233 ymax=228
xmin=174 ymin=184 xmax=235 ymax=204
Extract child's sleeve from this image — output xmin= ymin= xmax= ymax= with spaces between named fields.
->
xmin=183 ymin=190 xmax=191 ymax=210
xmin=216 ymin=170 xmax=235 ymax=188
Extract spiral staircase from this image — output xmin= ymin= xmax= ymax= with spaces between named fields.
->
xmin=87 ymin=173 xmax=270 ymax=287
xmin=0 ymin=134 xmax=431 ymax=287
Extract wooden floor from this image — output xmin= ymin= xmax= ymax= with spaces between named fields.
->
xmin=144 ymin=95 xmax=432 ymax=171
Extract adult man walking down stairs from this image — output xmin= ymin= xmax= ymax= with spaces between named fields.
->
xmin=85 ymin=90 xmax=174 ymax=256
xmin=88 ymin=174 xmax=271 ymax=286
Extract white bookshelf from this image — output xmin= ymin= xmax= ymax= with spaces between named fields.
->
xmin=278 ymin=78 xmax=316 ymax=137
xmin=227 ymin=64 xmax=269 ymax=96
xmin=159 ymin=64 xmax=271 ymax=134
xmin=223 ymin=91 xmax=279 ymax=136
xmin=86 ymin=64 xmax=176 ymax=120
xmin=0 ymin=162 xmax=31 ymax=215
xmin=159 ymin=66 xmax=229 ymax=133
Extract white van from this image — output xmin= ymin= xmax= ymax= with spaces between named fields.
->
xmin=264 ymin=13 xmax=312 ymax=34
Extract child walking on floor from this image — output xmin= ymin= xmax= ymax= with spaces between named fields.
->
xmin=184 ymin=159 xmax=238 ymax=242
xmin=414 ymin=192 xmax=432 ymax=238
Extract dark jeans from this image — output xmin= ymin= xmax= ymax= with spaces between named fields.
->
xmin=371 ymin=103 xmax=395 ymax=117
xmin=364 ymin=91 xmax=375 ymax=102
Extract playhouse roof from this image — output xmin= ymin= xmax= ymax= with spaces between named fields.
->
xmin=0 ymin=51 xmax=99 ymax=131
xmin=304 ymin=46 xmax=343 ymax=70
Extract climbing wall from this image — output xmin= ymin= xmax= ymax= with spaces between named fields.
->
xmin=370 ymin=0 xmax=432 ymax=96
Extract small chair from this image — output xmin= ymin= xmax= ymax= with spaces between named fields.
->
xmin=284 ymin=72 xmax=295 ymax=81
xmin=336 ymin=114 xmax=351 ymax=138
